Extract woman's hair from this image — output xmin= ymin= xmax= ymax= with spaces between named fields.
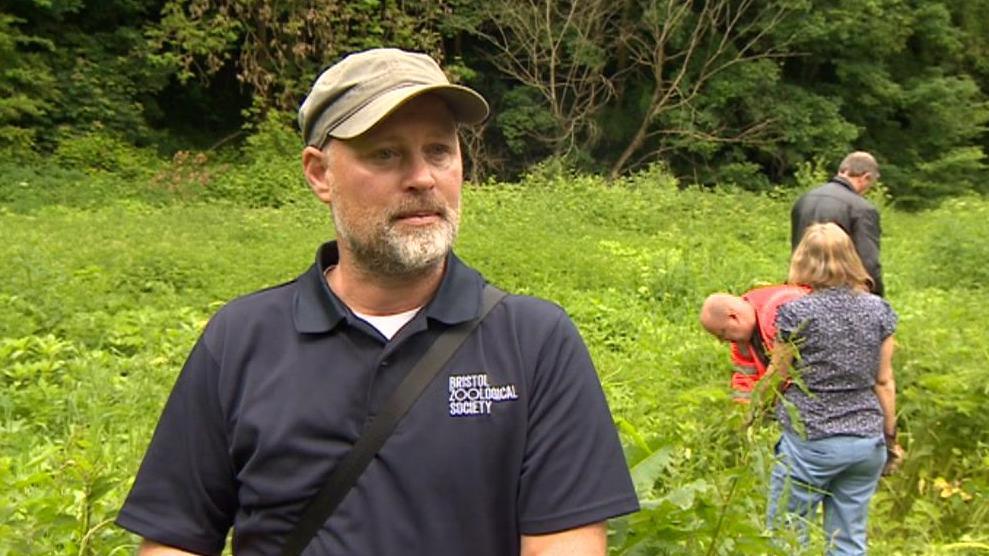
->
xmin=789 ymin=223 xmax=873 ymax=292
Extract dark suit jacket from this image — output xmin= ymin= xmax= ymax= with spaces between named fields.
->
xmin=790 ymin=176 xmax=884 ymax=297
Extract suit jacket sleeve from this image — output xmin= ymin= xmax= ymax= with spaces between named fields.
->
xmin=852 ymin=206 xmax=884 ymax=297
xmin=790 ymin=199 xmax=804 ymax=252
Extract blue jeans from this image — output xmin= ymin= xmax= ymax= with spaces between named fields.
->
xmin=767 ymin=431 xmax=887 ymax=555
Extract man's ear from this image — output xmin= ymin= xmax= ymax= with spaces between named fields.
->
xmin=302 ymin=145 xmax=333 ymax=204
xmin=850 ymin=173 xmax=870 ymax=194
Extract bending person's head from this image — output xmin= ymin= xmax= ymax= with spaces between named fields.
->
xmin=699 ymin=293 xmax=757 ymax=343
xmin=789 ymin=223 xmax=872 ymax=292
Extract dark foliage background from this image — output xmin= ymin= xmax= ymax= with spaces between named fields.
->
xmin=2 ymin=0 xmax=988 ymax=207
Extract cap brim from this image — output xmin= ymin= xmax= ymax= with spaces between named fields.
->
xmin=329 ymin=84 xmax=490 ymax=140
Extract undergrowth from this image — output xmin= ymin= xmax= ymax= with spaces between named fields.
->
xmin=1 ymin=139 xmax=987 ymax=554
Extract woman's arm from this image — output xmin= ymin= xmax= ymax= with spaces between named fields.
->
xmin=138 ymin=540 xmax=201 ymax=556
xmin=873 ymin=335 xmax=896 ymax=438
xmin=873 ymin=335 xmax=904 ymax=474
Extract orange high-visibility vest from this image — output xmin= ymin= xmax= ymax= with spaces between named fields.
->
xmin=730 ymin=285 xmax=810 ymax=400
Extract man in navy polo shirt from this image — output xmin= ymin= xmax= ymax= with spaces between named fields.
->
xmin=117 ymin=48 xmax=639 ymax=555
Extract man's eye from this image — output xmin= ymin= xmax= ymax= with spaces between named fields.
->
xmin=372 ymin=149 xmax=398 ymax=161
xmin=427 ymin=144 xmax=453 ymax=157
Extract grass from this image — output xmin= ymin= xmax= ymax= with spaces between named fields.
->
xmin=1 ymin=168 xmax=987 ymax=554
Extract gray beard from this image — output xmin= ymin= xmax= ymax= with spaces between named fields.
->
xmin=335 ymin=209 xmax=459 ymax=277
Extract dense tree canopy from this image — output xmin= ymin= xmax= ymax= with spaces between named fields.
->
xmin=1 ymin=0 xmax=987 ymax=206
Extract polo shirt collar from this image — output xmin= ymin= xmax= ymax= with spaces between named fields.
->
xmin=423 ymin=249 xmax=485 ymax=325
xmin=292 ymin=242 xmax=348 ymax=333
xmin=292 ymin=241 xmax=484 ymax=334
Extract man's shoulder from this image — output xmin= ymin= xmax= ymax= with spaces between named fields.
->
xmin=494 ymin=290 xmax=570 ymax=324
xmin=812 ymin=181 xmax=874 ymax=208
xmin=208 ymin=277 xmax=299 ymax=330
xmin=481 ymin=289 xmax=586 ymax=348
xmin=793 ymin=183 xmax=837 ymax=214
xmin=807 ymin=181 xmax=854 ymax=199
xmin=746 ymin=285 xmax=808 ymax=341
xmin=792 ymin=182 xmax=876 ymax=227
xmin=743 ymin=284 xmax=808 ymax=307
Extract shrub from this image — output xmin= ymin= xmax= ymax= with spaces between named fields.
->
xmin=913 ymin=197 xmax=989 ymax=290
xmin=207 ymin=110 xmax=307 ymax=207
xmin=54 ymin=131 xmax=161 ymax=179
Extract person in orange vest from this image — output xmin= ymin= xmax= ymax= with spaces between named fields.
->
xmin=699 ymin=285 xmax=810 ymax=401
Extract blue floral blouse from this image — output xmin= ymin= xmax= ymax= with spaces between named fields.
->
xmin=774 ymin=287 xmax=898 ymax=439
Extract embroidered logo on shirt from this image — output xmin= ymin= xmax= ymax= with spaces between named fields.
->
xmin=448 ymin=373 xmax=518 ymax=417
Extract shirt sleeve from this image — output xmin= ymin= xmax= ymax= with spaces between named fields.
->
xmin=878 ymin=298 xmax=898 ymax=339
xmin=775 ymin=301 xmax=800 ymax=342
xmin=115 ymin=327 xmax=237 ymax=555
xmin=790 ymin=198 xmax=805 ymax=252
xmin=517 ymin=310 xmax=639 ymax=534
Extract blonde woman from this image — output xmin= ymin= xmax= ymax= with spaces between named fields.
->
xmin=765 ymin=222 xmax=903 ymax=555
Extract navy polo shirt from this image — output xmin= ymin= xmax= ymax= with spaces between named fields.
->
xmin=117 ymin=242 xmax=639 ymax=555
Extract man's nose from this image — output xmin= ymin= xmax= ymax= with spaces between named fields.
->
xmin=404 ymin=154 xmax=437 ymax=190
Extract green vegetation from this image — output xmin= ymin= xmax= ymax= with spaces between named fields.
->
xmin=1 ymin=137 xmax=987 ymax=553
xmin=4 ymin=1 xmax=987 ymax=553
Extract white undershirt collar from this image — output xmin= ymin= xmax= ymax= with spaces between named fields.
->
xmin=350 ymin=306 xmax=422 ymax=340
xmin=324 ymin=265 xmax=422 ymax=339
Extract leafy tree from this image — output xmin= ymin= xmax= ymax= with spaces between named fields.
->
xmin=456 ymin=0 xmax=620 ymax=165
xmin=605 ymin=0 xmax=801 ymax=180
xmin=776 ymin=0 xmax=989 ymax=206
xmin=149 ymin=0 xmax=453 ymax=112
xmin=456 ymin=0 xmax=806 ymax=182
xmin=0 ymin=13 xmax=55 ymax=154
xmin=456 ymin=0 xmax=989 ymax=202
xmin=0 ymin=0 xmax=175 ymax=148
xmin=2 ymin=0 xmax=987 ymax=206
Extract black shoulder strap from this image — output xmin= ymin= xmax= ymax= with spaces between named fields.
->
xmin=279 ymin=284 xmax=507 ymax=556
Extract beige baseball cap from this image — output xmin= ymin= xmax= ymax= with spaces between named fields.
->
xmin=299 ymin=48 xmax=490 ymax=147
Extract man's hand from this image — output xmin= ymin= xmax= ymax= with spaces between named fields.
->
xmin=883 ymin=441 xmax=905 ymax=476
